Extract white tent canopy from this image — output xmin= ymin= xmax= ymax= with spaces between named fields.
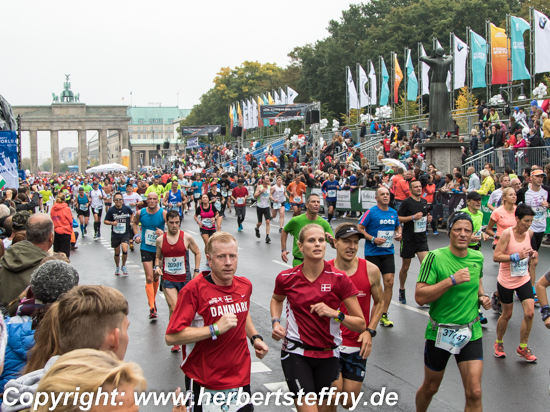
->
xmin=85 ymin=163 xmax=128 ymax=174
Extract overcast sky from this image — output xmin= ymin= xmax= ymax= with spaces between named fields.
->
xmin=4 ymin=0 xmax=354 ymax=159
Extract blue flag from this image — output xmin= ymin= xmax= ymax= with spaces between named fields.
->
xmin=470 ymin=30 xmax=487 ymax=89
xmin=511 ymin=16 xmax=530 ymax=81
xmin=406 ymin=50 xmax=418 ymax=101
xmin=380 ymin=58 xmax=390 ymax=106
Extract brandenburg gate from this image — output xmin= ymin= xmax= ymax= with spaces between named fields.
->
xmin=12 ymin=75 xmax=131 ymax=173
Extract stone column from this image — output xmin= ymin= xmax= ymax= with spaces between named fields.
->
xmin=50 ymin=130 xmax=59 ymax=173
xmin=30 ymin=129 xmax=38 ymax=174
xmin=78 ymin=129 xmax=87 ymax=173
xmin=99 ymin=129 xmax=108 ymax=165
xmin=144 ymin=149 xmax=150 ymax=166
xmin=118 ymin=128 xmax=130 ymax=167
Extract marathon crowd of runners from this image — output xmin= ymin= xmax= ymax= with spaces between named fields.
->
xmin=0 ymin=148 xmax=549 ymax=411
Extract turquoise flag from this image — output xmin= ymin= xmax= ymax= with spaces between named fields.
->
xmin=511 ymin=16 xmax=530 ymax=81
xmin=406 ymin=50 xmax=418 ymax=101
xmin=470 ymin=30 xmax=487 ymax=89
xmin=380 ymin=58 xmax=390 ymax=106
xmin=262 ymin=95 xmax=269 ymax=126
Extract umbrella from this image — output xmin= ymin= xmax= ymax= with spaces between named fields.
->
xmin=381 ymin=158 xmax=406 ymax=171
xmin=85 ymin=163 xmax=128 ymax=174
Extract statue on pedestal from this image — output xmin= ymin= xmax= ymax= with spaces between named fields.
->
xmin=419 ymin=47 xmax=454 ymax=134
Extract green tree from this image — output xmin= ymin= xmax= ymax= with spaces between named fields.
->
xmin=21 ymin=158 xmax=30 ymax=171
xmin=454 ymin=86 xmax=479 ymax=134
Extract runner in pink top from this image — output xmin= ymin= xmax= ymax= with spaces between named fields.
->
xmin=484 ymin=187 xmax=517 ymax=247
xmin=492 ymin=204 xmax=538 ymax=362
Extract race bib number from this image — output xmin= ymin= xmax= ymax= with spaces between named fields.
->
xmin=144 ymin=229 xmax=158 ymax=246
xmin=377 ymin=230 xmax=394 ymax=248
xmin=215 ymin=200 xmax=221 ymax=210
xmin=79 ymin=204 xmax=88 ymax=211
xmin=221 ymin=190 xmax=228 ymax=197
xmin=114 ymin=222 xmax=126 ymax=234
xmin=236 ymin=197 xmax=245 ymax=206
xmin=141 ymin=194 xmax=147 ymax=201
xmin=435 ymin=325 xmax=472 ymax=355
xmin=130 ymin=205 xmax=136 ymax=213
xmin=474 ymin=229 xmax=482 ymax=237
xmin=193 ymin=192 xmax=201 ymax=199
xmin=328 ymin=190 xmax=337 ymax=198
xmin=203 ymin=218 xmax=214 ymax=228
xmin=202 ymin=388 xmax=242 ymax=412
xmin=170 ymin=204 xmax=180 ymax=212
xmin=414 ymin=216 xmax=427 ymax=233
xmin=511 ymin=257 xmax=529 ymax=277
xmin=93 ymin=207 xmax=102 ymax=215
xmin=164 ymin=256 xmax=185 ymax=275
xmin=272 ymin=202 xmax=281 ymax=210
xmin=534 ymin=206 xmax=546 ymax=222
xmin=293 ymin=196 xmax=302 ymax=203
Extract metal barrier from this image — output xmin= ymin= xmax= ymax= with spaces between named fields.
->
xmin=498 ymin=146 xmax=550 ymax=174
xmin=461 ymin=147 xmax=495 ymax=174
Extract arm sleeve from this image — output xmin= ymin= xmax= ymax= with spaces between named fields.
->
xmin=417 ymin=252 xmax=438 ymax=284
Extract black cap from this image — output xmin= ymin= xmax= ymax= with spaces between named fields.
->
xmin=335 ymin=225 xmax=365 ymax=239
xmin=467 ymin=191 xmax=482 ymax=200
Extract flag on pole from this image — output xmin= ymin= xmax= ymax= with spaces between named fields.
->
xmin=257 ymin=96 xmax=263 ymax=127
xmin=274 ymin=90 xmax=281 ymax=105
xmin=470 ymin=30 xmax=487 ymax=88
xmin=534 ymin=9 xmax=550 ymax=74
xmin=268 ymin=92 xmax=275 ymax=105
xmin=287 ymin=87 xmax=298 ymax=104
xmin=252 ymin=99 xmax=259 ymax=128
xmin=380 ymin=58 xmax=390 ymax=106
xmin=0 ymin=177 xmax=6 ymax=189
xmin=237 ymin=102 xmax=243 ymax=127
xmin=490 ymin=23 xmax=510 ymax=85
xmin=347 ymin=66 xmax=360 ymax=111
xmin=280 ymin=88 xmax=287 ymax=104
xmin=453 ymin=34 xmax=469 ymax=89
xmin=406 ymin=50 xmax=418 ymax=101
xmin=511 ymin=16 xmax=530 ymax=80
xmin=358 ymin=64 xmax=370 ymax=107
xmin=394 ymin=55 xmax=403 ymax=104
xmin=243 ymin=101 xmax=248 ymax=130
xmin=248 ymin=99 xmax=255 ymax=128
xmin=436 ymin=40 xmax=452 ymax=91
xmin=233 ymin=104 xmax=238 ymax=127
xmin=229 ymin=105 xmax=234 ymax=131
xmin=419 ymin=44 xmax=430 ymax=95
xmin=368 ymin=61 xmax=377 ymax=105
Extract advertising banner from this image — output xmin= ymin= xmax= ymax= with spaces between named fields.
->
xmin=186 ymin=137 xmax=199 ymax=148
xmin=259 ymin=104 xmax=308 ymax=119
xmin=490 ymin=23 xmax=510 ymax=85
xmin=0 ymin=131 xmax=19 ymax=188
xmin=181 ymin=125 xmax=221 ymax=136
xmin=336 ymin=191 xmax=351 ymax=209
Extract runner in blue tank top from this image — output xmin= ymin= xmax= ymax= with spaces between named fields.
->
xmin=162 ymin=184 xmax=187 ymax=224
xmin=357 ymin=187 xmax=402 ymax=327
xmin=133 ymin=192 xmax=167 ymax=320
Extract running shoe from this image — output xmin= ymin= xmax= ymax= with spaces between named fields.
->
xmin=238 ymin=226 xmax=242 ymax=232
xmin=93 ymin=233 xmax=99 ymax=240
xmin=184 ymin=209 xmax=188 ymax=214
xmin=239 ymin=223 xmax=243 ymax=231
xmin=121 ymin=266 xmax=128 ymax=276
xmin=380 ymin=314 xmax=394 ymax=327
xmin=84 ymin=226 xmax=87 ymax=235
xmin=516 ymin=346 xmax=537 ymax=362
xmin=114 ymin=267 xmax=120 ymax=276
xmin=255 ymin=227 xmax=260 ymax=238
xmin=149 ymin=308 xmax=158 ymax=320
xmin=479 ymin=312 xmax=487 ymax=324
xmin=266 ymin=235 xmax=271 ymax=244
xmin=491 ymin=292 xmax=502 ymax=315
xmin=171 ymin=345 xmax=181 ymax=353
xmin=433 ymin=231 xmax=439 ymax=235
xmin=279 ymin=228 xmax=282 ymax=233
xmin=494 ymin=342 xmax=506 ymax=358
xmin=71 ymin=245 xmax=78 ymax=251
xmin=398 ymin=289 xmax=406 ymax=304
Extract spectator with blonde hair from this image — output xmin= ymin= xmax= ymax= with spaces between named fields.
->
xmin=34 ymin=349 xmax=145 ymax=412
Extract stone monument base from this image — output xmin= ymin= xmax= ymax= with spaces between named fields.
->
xmin=418 ymin=139 xmax=464 ymax=173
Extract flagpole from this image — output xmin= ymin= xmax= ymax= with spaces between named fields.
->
xmin=466 ymin=27 xmax=473 ymax=134
xmin=418 ymin=43 xmax=422 ymax=126
xmin=404 ymin=48 xmax=408 ymax=121
xmin=450 ymin=32 xmax=455 ymax=111
xmin=390 ymin=52 xmax=395 ymax=119
xmin=346 ymin=66 xmax=350 ymax=124
xmin=378 ymin=56 xmax=382 ymax=109
xmin=530 ymin=7 xmax=535 ymax=98
xmin=367 ymin=59 xmax=372 ymax=120
xmin=485 ymin=20 xmax=493 ymax=103
xmin=506 ymin=14 xmax=512 ymax=100
xmin=356 ymin=62 xmax=361 ymax=125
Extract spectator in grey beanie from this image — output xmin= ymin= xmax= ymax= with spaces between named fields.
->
xmin=29 ymin=261 xmax=79 ymax=305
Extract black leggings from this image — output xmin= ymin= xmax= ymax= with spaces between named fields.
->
xmin=184 ymin=376 xmax=252 ymax=412
xmin=54 ymin=233 xmax=71 ymax=259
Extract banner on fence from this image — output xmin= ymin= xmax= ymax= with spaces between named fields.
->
xmin=337 ymin=191 xmax=351 ymax=209
xmin=361 ymin=189 xmax=377 ymax=210
xmin=259 ymin=104 xmax=308 ymax=119
xmin=311 ymin=188 xmax=325 ymax=207
xmin=181 ymin=125 xmax=221 ymax=136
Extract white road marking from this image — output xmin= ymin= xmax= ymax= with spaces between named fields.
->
xmin=251 ymin=362 xmax=272 ymax=374
xmin=263 ymin=382 xmax=289 ymax=393
xmin=186 ymin=230 xmax=198 ymax=235
xmin=271 ymin=260 xmax=292 ymax=268
xmin=391 ymin=300 xmax=429 ymax=316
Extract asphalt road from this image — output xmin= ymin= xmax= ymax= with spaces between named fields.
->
xmin=68 ymin=207 xmax=550 ymax=411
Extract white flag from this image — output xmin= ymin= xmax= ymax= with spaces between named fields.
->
xmin=347 ymin=67 xmax=359 ymax=110
xmin=274 ymin=90 xmax=281 ymax=105
xmin=248 ymin=99 xmax=254 ymax=128
xmin=243 ymin=101 xmax=248 ymax=129
xmin=287 ymin=87 xmax=298 ymax=104
xmin=280 ymin=88 xmax=287 ymax=104
xmin=534 ymin=9 xmax=550 ymax=74
xmin=368 ymin=61 xmax=377 ymax=105
xmin=358 ymin=64 xmax=370 ymax=107
xmin=420 ymin=44 xmax=430 ymax=95
xmin=453 ymin=34 xmax=469 ymax=89
xmin=252 ymin=99 xmax=258 ymax=128
xmin=436 ymin=40 xmax=451 ymax=92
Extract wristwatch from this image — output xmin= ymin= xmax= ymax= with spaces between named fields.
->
xmin=335 ymin=311 xmax=346 ymax=323
xmin=194 ymin=269 xmax=200 ymax=273
xmin=250 ymin=334 xmax=264 ymax=346
xmin=366 ymin=328 xmax=377 ymax=338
